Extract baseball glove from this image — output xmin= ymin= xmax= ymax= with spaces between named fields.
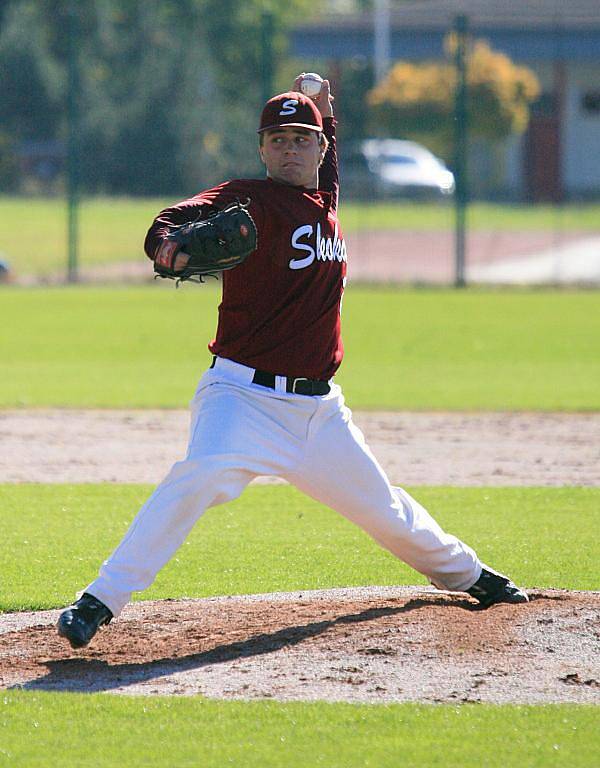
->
xmin=154 ymin=200 xmax=257 ymax=283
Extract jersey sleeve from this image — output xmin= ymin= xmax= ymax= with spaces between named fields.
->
xmin=318 ymin=117 xmax=339 ymax=211
xmin=144 ymin=181 xmax=264 ymax=262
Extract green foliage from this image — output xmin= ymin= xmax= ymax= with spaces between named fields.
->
xmin=2 ymin=692 xmax=599 ymax=768
xmin=0 ymin=484 xmax=597 ymax=612
xmin=1 ymin=287 xmax=599 ymax=410
xmin=368 ymin=36 xmax=540 ymax=159
xmin=0 ymin=132 xmax=19 ymax=192
xmin=0 ymin=2 xmax=63 ymax=142
xmin=0 ymin=0 xmax=315 ymax=195
xmin=0 ymin=1 xmax=64 ymax=191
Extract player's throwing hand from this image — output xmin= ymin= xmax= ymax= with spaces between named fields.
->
xmin=293 ymin=72 xmax=334 ymax=119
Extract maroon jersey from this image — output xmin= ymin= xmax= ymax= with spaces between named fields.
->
xmin=145 ymin=118 xmax=345 ymax=380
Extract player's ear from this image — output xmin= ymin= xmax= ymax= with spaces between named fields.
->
xmin=317 ymin=132 xmax=328 ymax=164
xmin=258 ymin=134 xmax=267 ymax=165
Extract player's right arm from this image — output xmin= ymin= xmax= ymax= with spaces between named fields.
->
xmin=319 ymin=116 xmax=339 ymax=209
xmin=293 ymin=74 xmax=339 ymax=208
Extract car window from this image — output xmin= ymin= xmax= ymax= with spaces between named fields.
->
xmin=382 ymin=155 xmax=417 ymax=165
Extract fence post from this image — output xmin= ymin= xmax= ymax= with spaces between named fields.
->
xmin=453 ymin=14 xmax=469 ymax=287
xmin=261 ymin=11 xmax=275 ymax=107
xmin=66 ymin=0 xmax=79 ymax=283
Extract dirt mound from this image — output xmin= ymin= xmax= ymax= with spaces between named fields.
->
xmin=2 ymin=587 xmax=599 ymax=704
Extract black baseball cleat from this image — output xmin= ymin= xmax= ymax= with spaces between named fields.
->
xmin=466 ymin=566 xmax=529 ymax=608
xmin=57 ymin=592 xmax=113 ymax=649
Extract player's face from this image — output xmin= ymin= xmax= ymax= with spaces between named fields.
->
xmin=259 ymin=127 xmax=323 ymax=188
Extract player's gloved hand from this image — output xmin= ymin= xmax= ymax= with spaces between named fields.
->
xmin=154 ymin=201 xmax=257 ymax=283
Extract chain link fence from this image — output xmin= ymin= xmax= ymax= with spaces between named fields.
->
xmin=1 ymin=2 xmax=599 ymax=287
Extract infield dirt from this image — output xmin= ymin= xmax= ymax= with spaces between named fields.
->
xmin=2 ymin=587 xmax=599 ymax=704
xmin=2 ymin=410 xmax=599 ymax=485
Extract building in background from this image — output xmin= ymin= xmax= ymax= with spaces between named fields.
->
xmin=292 ymin=0 xmax=600 ymax=201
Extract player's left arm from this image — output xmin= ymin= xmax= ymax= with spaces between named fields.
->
xmin=146 ymin=186 xmax=263 ymax=279
xmin=145 ymin=199 xmax=217 ymax=273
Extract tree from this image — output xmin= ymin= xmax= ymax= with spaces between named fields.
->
xmin=0 ymin=0 xmax=316 ymax=195
xmin=367 ymin=36 xmax=540 ymax=160
xmin=0 ymin=1 xmax=64 ymax=191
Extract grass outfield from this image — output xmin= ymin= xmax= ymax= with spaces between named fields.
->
xmin=1 ymin=483 xmax=599 ymax=767
xmin=2 ymin=286 xmax=600 ymax=410
xmin=2 ymin=692 xmax=598 ymax=768
xmin=1 ymin=484 xmax=598 ymax=612
xmin=2 ymin=196 xmax=600 ymax=275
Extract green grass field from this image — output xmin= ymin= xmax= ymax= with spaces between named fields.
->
xmin=1 ymin=483 xmax=599 ymax=766
xmin=2 ymin=281 xmax=598 ymax=766
xmin=1 ymin=286 xmax=599 ymax=409
xmin=2 ymin=196 xmax=600 ymax=275
xmin=3 ymin=693 xmax=597 ymax=768
xmin=1 ymin=484 xmax=598 ymax=612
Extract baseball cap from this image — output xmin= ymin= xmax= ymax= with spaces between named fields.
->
xmin=258 ymin=91 xmax=323 ymax=134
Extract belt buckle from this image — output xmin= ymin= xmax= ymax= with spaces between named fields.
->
xmin=291 ymin=377 xmax=310 ymax=394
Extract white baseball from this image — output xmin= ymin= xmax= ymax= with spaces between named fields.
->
xmin=300 ymin=73 xmax=323 ymax=98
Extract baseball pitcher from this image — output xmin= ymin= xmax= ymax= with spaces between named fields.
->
xmin=58 ymin=76 xmax=528 ymax=649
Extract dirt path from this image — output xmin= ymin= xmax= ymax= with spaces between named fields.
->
xmin=1 ymin=409 xmax=599 ymax=485
xmin=2 ymin=587 xmax=599 ymax=704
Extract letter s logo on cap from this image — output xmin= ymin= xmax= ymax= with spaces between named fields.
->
xmin=279 ymin=99 xmax=298 ymax=116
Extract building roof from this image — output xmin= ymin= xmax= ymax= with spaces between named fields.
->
xmin=292 ymin=1 xmax=600 ymax=61
xmin=318 ymin=0 xmax=600 ymax=30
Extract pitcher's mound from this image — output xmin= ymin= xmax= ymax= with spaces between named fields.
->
xmin=2 ymin=587 xmax=599 ymax=704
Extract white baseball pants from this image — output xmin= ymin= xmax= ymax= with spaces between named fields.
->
xmin=87 ymin=356 xmax=482 ymax=617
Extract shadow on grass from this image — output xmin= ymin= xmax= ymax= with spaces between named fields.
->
xmin=16 ymin=597 xmax=479 ymax=694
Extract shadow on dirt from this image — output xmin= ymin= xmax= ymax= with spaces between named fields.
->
xmin=15 ymin=597 xmax=479 ymax=694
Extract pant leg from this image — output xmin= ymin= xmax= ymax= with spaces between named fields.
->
xmin=86 ymin=378 xmax=306 ymax=616
xmin=87 ymin=454 xmax=254 ymax=616
xmin=289 ymin=388 xmax=481 ymax=592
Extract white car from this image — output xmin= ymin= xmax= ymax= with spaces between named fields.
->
xmin=356 ymin=139 xmax=455 ymax=198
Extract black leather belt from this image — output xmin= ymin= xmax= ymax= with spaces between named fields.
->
xmin=251 ymin=369 xmax=330 ymax=396
xmin=210 ymin=357 xmax=330 ymax=396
